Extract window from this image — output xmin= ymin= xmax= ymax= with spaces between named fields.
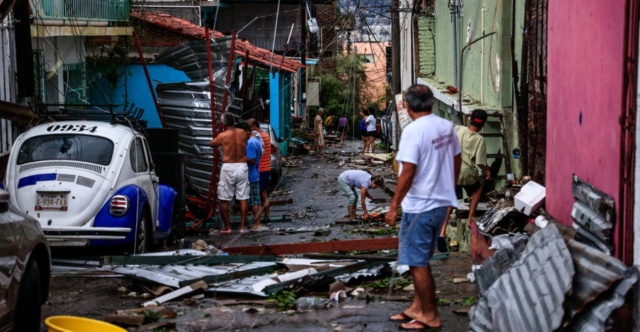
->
xmin=17 ymin=134 xmax=114 ymax=165
xmin=130 ymin=138 xmax=148 ymax=173
xmin=360 ymin=54 xmax=375 ymax=64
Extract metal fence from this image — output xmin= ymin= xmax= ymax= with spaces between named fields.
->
xmin=34 ymin=0 xmax=130 ymax=22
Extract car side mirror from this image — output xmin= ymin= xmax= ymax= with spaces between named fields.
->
xmin=276 ymin=137 xmax=284 ymax=143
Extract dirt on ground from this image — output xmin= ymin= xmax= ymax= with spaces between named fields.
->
xmin=40 ymin=138 xmax=478 ymax=331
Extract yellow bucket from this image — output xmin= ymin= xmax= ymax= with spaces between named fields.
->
xmin=45 ymin=316 xmax=127 ymax=332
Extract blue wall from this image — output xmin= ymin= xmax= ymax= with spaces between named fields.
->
xmin=90 ymin=64 xmax=191 ymax=128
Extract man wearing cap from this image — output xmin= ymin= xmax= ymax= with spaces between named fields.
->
xmin=314 ymin=108 xmax=325 ymax=154
xmin=439 ymin=109 xmax=491 ymax=247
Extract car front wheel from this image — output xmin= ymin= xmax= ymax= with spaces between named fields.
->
xmin=13 ymin=258 xmax=42 ymax=332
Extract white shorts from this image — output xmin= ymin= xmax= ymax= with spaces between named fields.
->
xmin=218 ymin=163 xmax=249 ymax=201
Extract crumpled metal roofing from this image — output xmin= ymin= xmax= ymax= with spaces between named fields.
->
xmin=469 ymin=224 xmax=575 ymax=332
xmin=469 ymin=223 xmax=639 ymax=332
xmin=131 ymin=10 xmax=304 ymax=73
xmin=562 ymin=237 xmax=638 ymax=330
xmin=155 ymin=39 xmax=235 ymax=83
xmin=152 ymin=35 xmax=247 ymax=196
xmin=476 ymin=199 xmax=527 ymax=235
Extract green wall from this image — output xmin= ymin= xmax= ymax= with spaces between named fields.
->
xmin=431 ymin=0 xmax=524 ymax=110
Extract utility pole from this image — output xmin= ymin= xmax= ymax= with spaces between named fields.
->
xmin=391 ymin=0 xmax=400 ymax=95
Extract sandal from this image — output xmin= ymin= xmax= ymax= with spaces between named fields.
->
xmin=399 ymin=320 xmax=441 ymax=331
xmin=389 ymin=311 xmax=413 ymax=322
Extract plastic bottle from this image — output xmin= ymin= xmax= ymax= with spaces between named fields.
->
xmin=295 ymin=297 xmax=329 ymax=311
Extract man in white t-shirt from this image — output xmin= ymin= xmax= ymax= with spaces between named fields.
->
xmin=385 ymin=84 xmax=461 ymax=330
xmin=337 ymin=170 xmax=385 ymax=221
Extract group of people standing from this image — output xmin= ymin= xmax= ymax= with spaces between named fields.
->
xmin=209 ymin=113 xmax=272 ymax=234
xmin=313 ymin=106 xmax=379 ymax=155
xmin=359 ymin=108 xmax=377 ymax=154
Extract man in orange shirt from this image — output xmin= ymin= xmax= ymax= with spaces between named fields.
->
xmin=248 ymin=119 xmax=272 ymax=225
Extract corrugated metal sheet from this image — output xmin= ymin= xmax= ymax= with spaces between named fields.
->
xmin=470 ymin=223 xmax=639 ymax=331
xmin=469 ymin=224 xmax=575 ymax=332
xmin=96 ymin=252 xmax=389 ymax=297
xmin=155 ymin=39 xmax=234 ymax=83
xmin=154 ymin=38 xmax=243 ymax=196
xmin=562 ymin=238 xmax=638 ymax=330
xmin=104 ymin=261 xmax=278 ymax=289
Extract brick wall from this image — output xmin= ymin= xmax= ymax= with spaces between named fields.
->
xmin=316 ymin=2 xmax=337 ymax=58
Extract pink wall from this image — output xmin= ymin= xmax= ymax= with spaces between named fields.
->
xmin=546 ymin=1 xmax=626 ymax=224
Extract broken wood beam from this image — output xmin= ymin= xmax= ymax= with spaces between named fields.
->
xmin=270 ymin=198 xmax=294 ymax=206
xmin=143 ymin=280 xmax=208 ymax=307
xmin=221 ymin=238 xmax=399 ymax=255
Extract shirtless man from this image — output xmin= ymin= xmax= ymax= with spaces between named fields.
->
xmin=210 ymin=113 xmax=249 ymax=234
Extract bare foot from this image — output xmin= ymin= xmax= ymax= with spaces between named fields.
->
xmin=219 ymin=229 xmax=232 ymax=235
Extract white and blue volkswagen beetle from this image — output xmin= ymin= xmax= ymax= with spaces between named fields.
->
xmin=3 ymin=121 xmax=176 ymax=253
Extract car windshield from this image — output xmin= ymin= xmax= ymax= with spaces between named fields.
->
xmin=17 ymin=134 xmax=114 ymax=166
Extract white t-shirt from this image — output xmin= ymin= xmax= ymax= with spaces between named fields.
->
xmin=396 ymin=114 xmax=461 ymax=213
xmin=366 ymin=115 xmax=376 ymax=131
xmin=338 ymin=170 xmax=371 ymax=189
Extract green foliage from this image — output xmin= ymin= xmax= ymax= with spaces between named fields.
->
xmin=87 ymin=37 xmax=131 ymax=92
xmin=365 ymin=277 xmax=412 ymax=290
xmin=267 ymin=290 xmax=298 ymax=309
xmin=462 ymin=295 xmax=477 ymax=307
xmin=315 ymin=54 xmax=368 ymax=123
xmin=437 ymin=298 xmax=452 ymax=305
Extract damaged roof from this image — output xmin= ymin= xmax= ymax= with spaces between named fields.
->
xmin=131 ymin=10 xmax=304 ymax=73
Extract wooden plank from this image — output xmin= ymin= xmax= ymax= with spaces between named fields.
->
xmin=221 ymin=238 xmax=399 ymax=255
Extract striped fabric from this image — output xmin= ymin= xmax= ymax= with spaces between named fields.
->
xmin=259 ymin=130 xmax=271 ymax=172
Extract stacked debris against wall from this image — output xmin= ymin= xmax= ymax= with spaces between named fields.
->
xmin=154 ymin=37 xmax=243 ymax=196
xmin=469 ymin=224 xmax=638 ymax=331
xmin=469 ymin=176 xmax=637 ymax=331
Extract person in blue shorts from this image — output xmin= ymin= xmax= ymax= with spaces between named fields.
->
xmin=241 ymin=122 xmax=263 ymax=232
xmin=385 ymin=84 xmax=461 ymax=331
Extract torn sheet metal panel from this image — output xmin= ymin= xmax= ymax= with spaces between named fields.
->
xmin=104 ymin=262 xmax=278 ymax=288
xmin=469 ymin=224 xmax=575 ymax=332
xmin=476 ymin=199 xmax=528 ymax=235
xmin=571 ymin=201 xmax=612 ymax=245
xmin=262 ymin=260 xmax=385 ymax=295
xmin=155 ymin=38 xmax=234 ymax=83
xmin=102 ymin=254 xmax=276 ymax=266
xmin=563 ymin=238 xmax=639 ymax=328
xmin=208 ymin=260 xmax=379 ymax=296
xmin=155 ymin=37 xmax=242 ymax=197
xmin=565 ymin=267 xmax=638 ymax=331
xmin=473 ymin=247 xmax=524 ymax=297
xmin=156 ymin=80 xmax=243 ymax=196
xmin=474 ymin=233 xmax=529 ymax=295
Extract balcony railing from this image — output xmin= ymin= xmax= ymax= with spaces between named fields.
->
xmin=33 ymin=0 xmax=129 ymax=22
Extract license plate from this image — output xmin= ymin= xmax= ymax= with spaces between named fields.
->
xmin=35 ymin=193 xmax=68 ymax=211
